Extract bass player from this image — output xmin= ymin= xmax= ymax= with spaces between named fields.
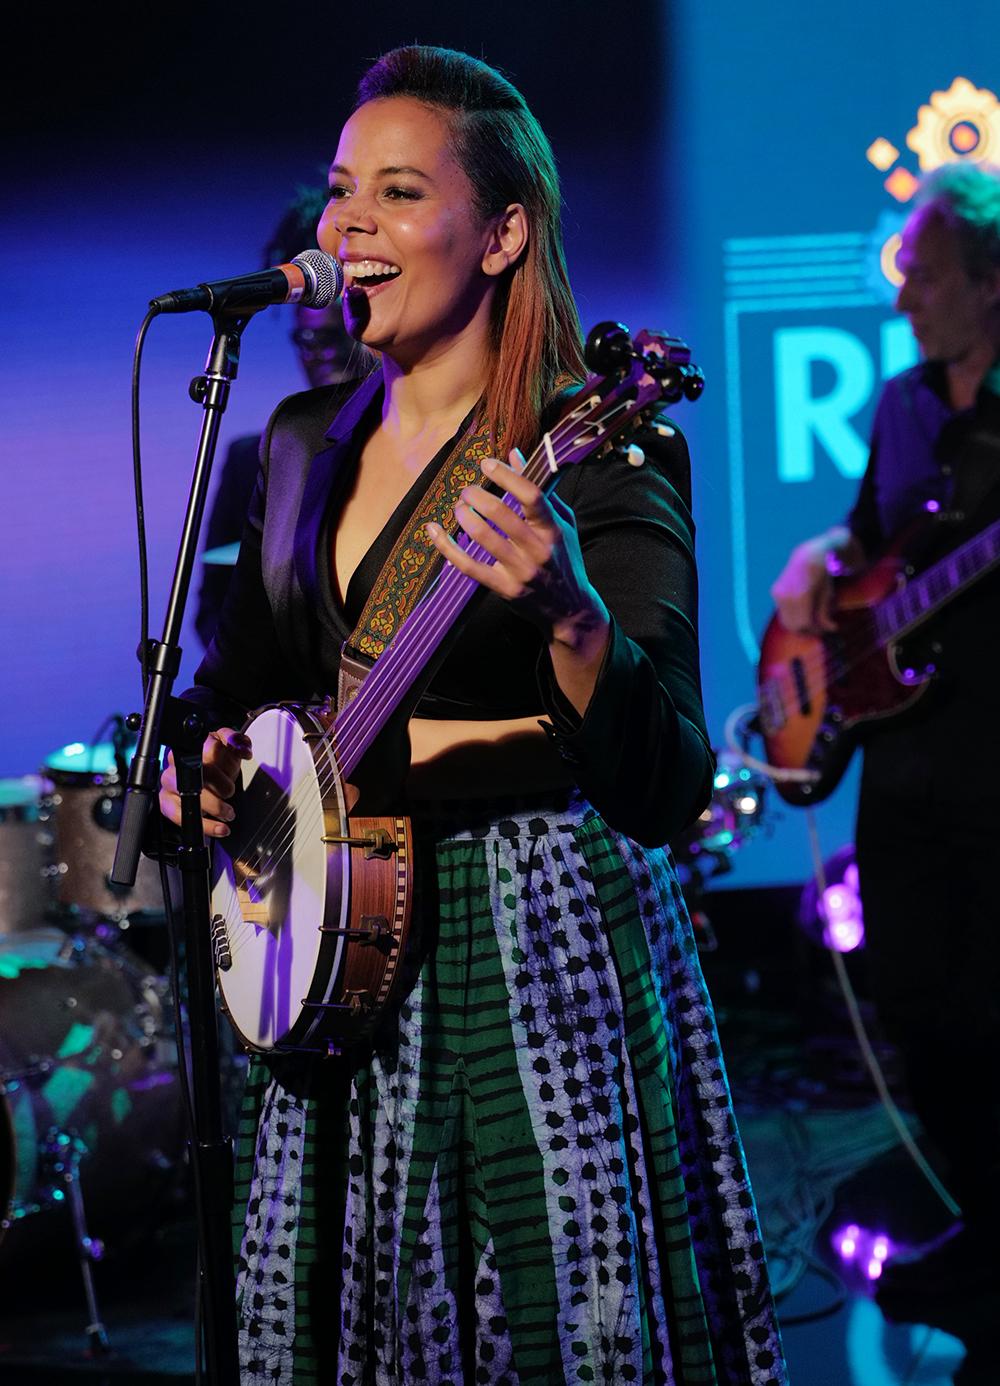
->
xmin=771 ymin=163 xmax=1000 ymax=1323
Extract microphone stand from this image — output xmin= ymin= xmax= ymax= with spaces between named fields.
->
xmin=111 ymin=308 xmax=256 ymax=1386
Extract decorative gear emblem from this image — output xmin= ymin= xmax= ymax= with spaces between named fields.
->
xmin=865 ymin=209 xmax=907 ymax=302
xmin=906 ymin=77 xmax=1000 ymax=171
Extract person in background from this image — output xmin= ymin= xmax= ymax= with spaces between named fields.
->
xmin=194 ymin=189 xmax=371 ymax=646
xmin=771 ymin=164 xmax=1000 ymax=1334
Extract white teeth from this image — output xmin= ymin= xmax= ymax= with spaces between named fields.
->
xmin=344 ymin=260 xmax=402 ymax=282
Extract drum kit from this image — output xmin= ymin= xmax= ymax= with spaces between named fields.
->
xmin=671 ymin=750 xmax=771 ymax=945
xmin=0 ymin=725 xmax=188 ymax=1352
xmin=0 ymin=708 xmax=772 ymax=1353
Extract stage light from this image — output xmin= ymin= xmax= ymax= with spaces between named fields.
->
xmin=835 ymin=1224 xmax=860 ymax=1260
xmin=832 ymin=1223 xmax=895 ymax=1280
xmin=799 ymin=844 xmax=865 ymax=952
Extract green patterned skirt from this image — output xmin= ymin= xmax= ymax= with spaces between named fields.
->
xmin=233 ymin=794 xmax=786 ymax=1385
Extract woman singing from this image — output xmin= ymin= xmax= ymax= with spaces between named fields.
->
xmin=160 ymin=44 xmax=786 ymax=1386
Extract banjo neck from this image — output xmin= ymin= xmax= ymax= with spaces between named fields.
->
xmin=332 ymin=328 xmax=703 ymax=781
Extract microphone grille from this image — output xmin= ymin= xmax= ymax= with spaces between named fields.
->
xmin=292 ymin=249 xmax=344 ymax=308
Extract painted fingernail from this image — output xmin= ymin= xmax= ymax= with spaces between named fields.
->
xmin=214 ymin=822 xmax=230 ymax=837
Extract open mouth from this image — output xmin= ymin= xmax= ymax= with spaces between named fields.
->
xmin=342 ymin=259 xmax=402 ymax=295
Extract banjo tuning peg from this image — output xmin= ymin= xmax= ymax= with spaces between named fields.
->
xmin=584 ymin=321 xmax=633 ymax=374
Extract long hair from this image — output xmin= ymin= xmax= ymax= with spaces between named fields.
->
xmin=355 ymin=46 xmax=586 ymax=455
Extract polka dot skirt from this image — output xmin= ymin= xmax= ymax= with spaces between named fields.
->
xmin=232 ymin=793 xmax=786 ymax=1385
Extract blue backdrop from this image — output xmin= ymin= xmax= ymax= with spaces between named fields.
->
xmin=3 ymin=2 xmax=998 ymax=889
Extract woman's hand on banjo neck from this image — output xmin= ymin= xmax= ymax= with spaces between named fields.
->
xmin=158 ymin=727 xmax=253 ymax=838
xmin=425 ymin=449 xmax=611 ymax=719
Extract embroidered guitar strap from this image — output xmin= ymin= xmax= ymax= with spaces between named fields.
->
xmin=336 ymin=408 xmax=495 ymax=710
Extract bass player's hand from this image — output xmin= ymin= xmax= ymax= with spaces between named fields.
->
xmin=771 ymin=538 xmax=840 ymax=635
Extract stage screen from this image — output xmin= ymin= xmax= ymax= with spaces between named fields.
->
xmin=2 ymin=2 xmax=997 ymax=890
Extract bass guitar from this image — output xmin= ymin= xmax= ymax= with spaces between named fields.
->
xmin=210 ymin=323 xmax=704 ymax=1055
xmin=757 ymin=506 xmax=1000 ymax=806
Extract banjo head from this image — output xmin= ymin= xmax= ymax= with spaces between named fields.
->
xmin=211 ymin=705 xmax=347 ymax=1052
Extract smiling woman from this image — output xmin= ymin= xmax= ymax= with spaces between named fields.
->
xmin=157 ymin=43 xmax=787 ymax=1386
xmin=321 ymin=95 xmax=525 ymax=377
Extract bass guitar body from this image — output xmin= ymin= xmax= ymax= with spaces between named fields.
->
xmin=210 ymin=704 xmax=413 ymax=1055
xmin=757 ymin=555 xmax=932 ymax=806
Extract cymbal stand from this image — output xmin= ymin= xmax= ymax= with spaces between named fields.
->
xmin=41 ymin=1128 xmax=111 ymax=1356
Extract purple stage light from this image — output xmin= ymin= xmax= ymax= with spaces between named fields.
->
xmin=835 ymin=1223 xmax=861 ymax=1260
xmin=799 ymin=845 xmax=866 ymax=952
xmin=831 ymin=1223 xmax=895 ymax=1279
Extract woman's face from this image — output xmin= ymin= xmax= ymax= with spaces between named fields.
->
xmin=319 ymin=96 xmax=500 ymax=364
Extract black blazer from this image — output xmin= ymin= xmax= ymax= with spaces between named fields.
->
xmin=188 ymin=371 xmax=714 ymax=846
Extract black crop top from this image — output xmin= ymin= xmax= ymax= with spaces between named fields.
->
xmin=188 ymin=374 xmax=714 ymax=846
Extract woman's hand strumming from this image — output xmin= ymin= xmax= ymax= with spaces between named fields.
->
xmin=158 ymin=727 xmax=253 ymax=838
xmin=426 ymin=449 xmax=610 ymax=651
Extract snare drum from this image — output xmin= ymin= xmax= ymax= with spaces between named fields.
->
xmin=0 ymin=777 xmax=52 ymax=934
xmin=42 ymin=742 xmax=164 ymax=921
xmin=0 ymin=928 xmax=184 ymax=1259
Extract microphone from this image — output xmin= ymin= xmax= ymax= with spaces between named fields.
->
xmin=150 ymin=249 xmax=343 ymax=315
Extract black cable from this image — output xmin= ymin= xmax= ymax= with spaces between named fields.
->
xmin=131 ymin=307 xmax=160 ymax=695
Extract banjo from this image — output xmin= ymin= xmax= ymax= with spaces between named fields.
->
xmin=210 ymin=323 xmax=704 ymax=1055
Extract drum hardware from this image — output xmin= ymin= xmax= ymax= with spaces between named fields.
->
xmin=0 ymin=928 xmax=185 ymax=1279
xmin=672 ymin=751 xmax=771 ymax=947
xmin=38 ymin=1127 xmax=111 ymax=1355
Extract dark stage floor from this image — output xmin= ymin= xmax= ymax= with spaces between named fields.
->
xmin=1 ymin=889 xmax=995 ymax=1385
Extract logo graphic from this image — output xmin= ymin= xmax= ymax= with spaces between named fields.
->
xmin=866 ymin=78 xmax=1000 ymax=292
xmin=724 ymin=77 xmax=1000 ymax=663
xmin=868 ymin=77 xmax=1000 ymax=200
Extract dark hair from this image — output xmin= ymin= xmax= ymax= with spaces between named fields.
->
xmin=356 ymin=45 xmax=585 ymax=453
xmin=262 ymin=184 xmax=329 ymax=267
xmin=916 ymin=163 xmax=1000 ymax=281
xmin=265 ymin=185 xmax=378 ymax=383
